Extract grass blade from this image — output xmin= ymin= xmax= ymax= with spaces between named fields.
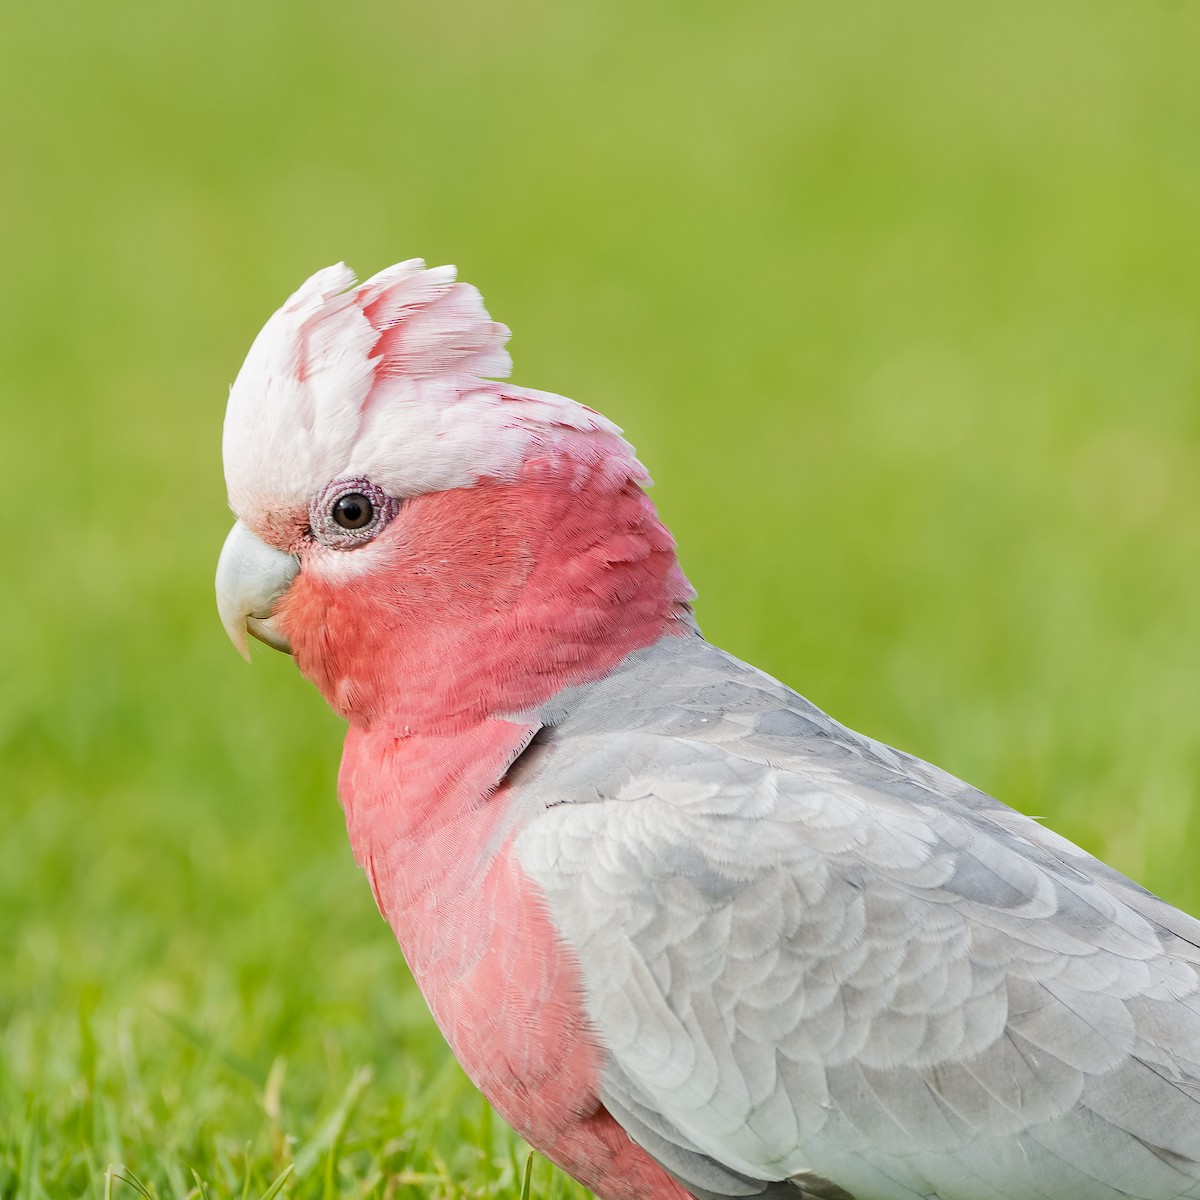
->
xmin=291 ymin=1065 xmax=373 ymax=1182
xmin=257 ymin=1163 xmax=294 ymax=1200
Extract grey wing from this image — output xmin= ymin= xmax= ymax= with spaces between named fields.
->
xmin=515 ymin=640 xmax=1200 ymax=1200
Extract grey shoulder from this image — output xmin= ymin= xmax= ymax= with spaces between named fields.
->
xmin=512 ymin=634 xmax=1200 ymax=1199
xmin=530 ymin=633 xmax=1200 ymax=954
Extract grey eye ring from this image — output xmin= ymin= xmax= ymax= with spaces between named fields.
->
xmin=310 ymin=478 xmax=398 ymax=548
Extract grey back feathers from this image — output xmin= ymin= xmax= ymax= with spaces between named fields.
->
xmin=514 ymin=636 xmax=1200 ymax=1200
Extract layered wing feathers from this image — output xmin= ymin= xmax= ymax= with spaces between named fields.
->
xmin=516 ymin=638 xmax=1200 ymax=1200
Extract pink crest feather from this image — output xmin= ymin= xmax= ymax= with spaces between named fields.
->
xmin=224 ymin=260 xmax=640 ymax=525
xmin=355 ymin=260 xmax=513 ymax=382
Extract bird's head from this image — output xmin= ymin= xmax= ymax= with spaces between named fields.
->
xmin=216 ymin=260 xmax=694 ymax=733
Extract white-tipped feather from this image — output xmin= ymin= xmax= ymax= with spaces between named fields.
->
xmin=223 ymin=261 xmax=638 ymax=531
xmin=224 ymin=264 xmax=377 ymax=518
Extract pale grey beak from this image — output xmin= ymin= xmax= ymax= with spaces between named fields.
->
xmin=215 ymin=520 xmax=301 ymax=660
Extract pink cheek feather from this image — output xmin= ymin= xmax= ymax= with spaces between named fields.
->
xmin=277 ymin=454 xmax=693 ymax=734
xmin=273 ymin=454 xmax=695 ymax=1199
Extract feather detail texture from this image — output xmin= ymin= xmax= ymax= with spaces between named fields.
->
xmin=224 ymin=261 xmax=643 ymax=537
xmin=516 ymin=637 xmax=1200 ymax=1200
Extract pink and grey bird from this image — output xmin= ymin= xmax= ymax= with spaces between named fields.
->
xmin=215 ymin=261 xmax=1200 ymax=1200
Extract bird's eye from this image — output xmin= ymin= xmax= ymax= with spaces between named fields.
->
xmin=332 ymin=492 xmax=373 ymax=529
xmin=310 ymin=478 xmax=398 ymax=549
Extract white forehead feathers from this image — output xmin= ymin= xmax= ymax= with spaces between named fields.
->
xmin=223 ymin=260 xmax=633 ymax=525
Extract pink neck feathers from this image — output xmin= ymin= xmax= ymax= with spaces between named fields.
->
xmin=280 ymin=452 xmax=693 ymax=735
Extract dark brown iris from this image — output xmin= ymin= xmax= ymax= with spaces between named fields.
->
xmin=332 ymin=492 xmax=374 ymax=529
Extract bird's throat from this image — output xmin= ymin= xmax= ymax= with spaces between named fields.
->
xmin=279 ymin=455 xmax=695 ymax=735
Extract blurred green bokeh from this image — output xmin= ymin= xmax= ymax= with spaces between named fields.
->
xmin=2 ymin=1 xmax=1200 ymax=1195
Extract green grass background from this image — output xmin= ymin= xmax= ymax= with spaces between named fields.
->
xmin=3 ymin=1 xmax=1200 ymax=1195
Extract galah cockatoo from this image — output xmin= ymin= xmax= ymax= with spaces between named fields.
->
xmin=216 ymin=261 xmax=1200 ymax=1200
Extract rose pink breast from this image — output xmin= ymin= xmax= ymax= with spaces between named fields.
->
xmin=339 ymin=724 xmax=692 ymax=1200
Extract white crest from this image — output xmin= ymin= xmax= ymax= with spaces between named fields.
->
xmin=223 ymin=261 xmax=640 ymax=525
